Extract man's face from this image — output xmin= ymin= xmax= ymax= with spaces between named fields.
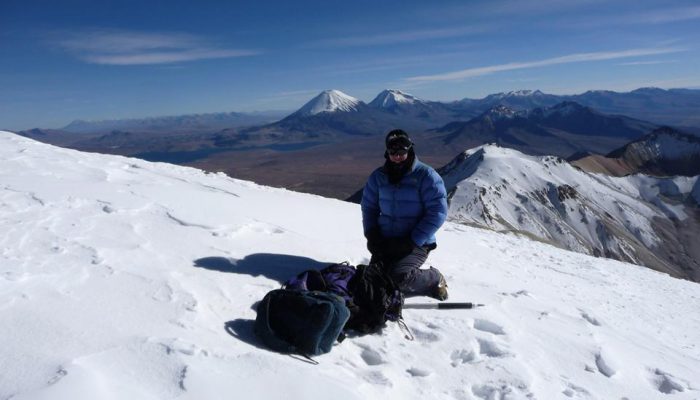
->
xmin=388 ymin=147 xmax=409 ymax=164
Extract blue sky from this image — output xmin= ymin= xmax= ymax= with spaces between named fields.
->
xmin=1 ymin=0 xmax=699 ymax=130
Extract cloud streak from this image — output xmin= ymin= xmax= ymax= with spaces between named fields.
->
xmin=617 ymin=60 xmax=678 ymax=66
xmin=55 ymin=29 xmax=260 ymax=65
xmin=309 ymin=25 xmax=487 ymax=47
xmin=405 ymin=47 xmax=685 ymax=82
xmin=629 ymin=6 xmax=700 ymax=24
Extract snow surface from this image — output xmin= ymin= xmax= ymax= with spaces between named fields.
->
xmin=1 ymin=131 xmax=699 ymax=400
xmin=293 ymin=89 xmax=361 ymax=116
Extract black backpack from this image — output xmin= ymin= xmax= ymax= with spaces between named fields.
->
xmin=345 ymin=263 xmax=404 ymax=334
xmin=254 ymin=289 xmax=350 ymax=357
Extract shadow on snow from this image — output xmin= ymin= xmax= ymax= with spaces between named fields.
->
xmin=193 ymin=253 xmax=333 ymax=284
xmin=196 ymin=253 xmax=334 ymax=353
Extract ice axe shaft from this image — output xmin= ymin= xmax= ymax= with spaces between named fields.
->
xmin=403 ymin=302 xmax=484 ymax=310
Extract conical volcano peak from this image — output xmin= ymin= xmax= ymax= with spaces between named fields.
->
xmin=369 ymin=89 xmax=422 ymax=108
xmin=294 ymin=89 xmax=361 ymax=116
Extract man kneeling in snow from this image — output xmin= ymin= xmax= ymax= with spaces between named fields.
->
xmin=361 ymin=129 xmax=449 ymax=300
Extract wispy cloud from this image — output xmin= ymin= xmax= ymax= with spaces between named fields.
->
xmin=308 ymin=26 xmax=487 ymax=47
xmin=556 ymin=6 xmax=700 ymax=29
xmin=54 ymin=29 xmax=260 ymax=65
xmin=405 ymin=47 xmax=685 ymax=82
xmin=617 ymin=60 xmax=679 ymax=66
xmin=629 ymin=6 xmax=700 ymax=24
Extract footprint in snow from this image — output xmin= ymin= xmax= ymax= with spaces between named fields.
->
xmin=562 ymin=382 xmax=590 ymax=398
xmin=424 ymin=322 xmax=440 ymax=330
xmin=594 ymin=352 xmax=616 ymax=378
xmin=411 ymin=327 xmax=440 ymax=343
xmin=47 ymin=367 xmax=68 ymax=386
xmin=450 ymin=349 xmax=477 ymax=367
xmin=361 ymin=370 xmax=392 ymax=387
xmin=580 ymin=310 xmax=602 ymax=326
xmin=356 ymin=344 xmax=385 ymax=366
xmin=500 ymin=289 xmax=532 ymax=298
xmin=152 ymin=283 xmax=174 ymax=302
xmin=406 ymin=367 xmax=431 ymax=377
xmin=652 ymin=369 xmax=686 ymax=394
xmin=473 ymin=319 xmax=506 ymax=335
xmin=472 ymin=383 xmax=528 ymax=400
xmin=477 ymin=338 xmax=510 ymax=358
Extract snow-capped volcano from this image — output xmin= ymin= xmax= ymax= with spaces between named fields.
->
xmin=292 ymin=89 xmax=362 ymax=116
xmin=440 ymin=144 xmax=700 ymax=281
xmin=369 ymin=89 xmax=422 ymax=108
xmin=366 ymin=89 xmax=457 ymax=123
xmin=1 ymin=131 xmax=699 ymax=399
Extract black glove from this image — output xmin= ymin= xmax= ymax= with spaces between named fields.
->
xmin=384 ymin=237 xmax=415 ymax=261
xmin=366 ymin=228 xmax=385 ymax=256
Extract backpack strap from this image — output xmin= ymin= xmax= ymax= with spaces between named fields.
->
xmin=397 ymin=318 xmax=414 ymax=341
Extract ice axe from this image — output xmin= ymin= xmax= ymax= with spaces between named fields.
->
xmin=403 ymin=302 xmax=484 ymax=310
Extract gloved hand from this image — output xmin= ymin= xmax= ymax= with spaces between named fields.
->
xmin=384 ymin=237 xmax=415 ymax=260
xmin=366 ymin=228 xmax=384 ymax=256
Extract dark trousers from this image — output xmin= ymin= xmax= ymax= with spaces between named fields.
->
xmin=371 ymin=246 xmax=441 ymax=297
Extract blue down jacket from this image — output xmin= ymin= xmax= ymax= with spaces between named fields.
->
xmin=361 ymin=158 xmax=448 ymax=247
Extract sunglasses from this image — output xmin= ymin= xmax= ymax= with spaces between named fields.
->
xmin=388 ymin=147 xmax=409 ymax=156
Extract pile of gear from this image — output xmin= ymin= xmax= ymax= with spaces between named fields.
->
xmin=254 ymin=262 xmax=406 ymax=360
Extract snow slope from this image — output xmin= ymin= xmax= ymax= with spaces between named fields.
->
xmin=1 ymin=131 xmax=699 ymax=400
xmin=440 ymin=144 xmax=700 ymax=279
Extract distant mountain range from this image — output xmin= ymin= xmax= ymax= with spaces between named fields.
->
xmin=227 ymin=87 xmax=700 ymax=149
xmin=19 ymin=87 xmax=700 ymax=141
xmin=60 ymin=110 xmax=288 ymax=135
xmin=455 ymin=87 xmax=700 ymax=128
xmin=14 ymin=86 xmax=700 ymax=203
xmin=433 ymin=101 xmax=657 ymax=158
xmin=439 ymin=144 xmax=700 ymax=282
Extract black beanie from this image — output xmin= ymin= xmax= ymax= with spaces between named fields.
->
xmin=385 ymin=129 xmax=413 ymax=149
